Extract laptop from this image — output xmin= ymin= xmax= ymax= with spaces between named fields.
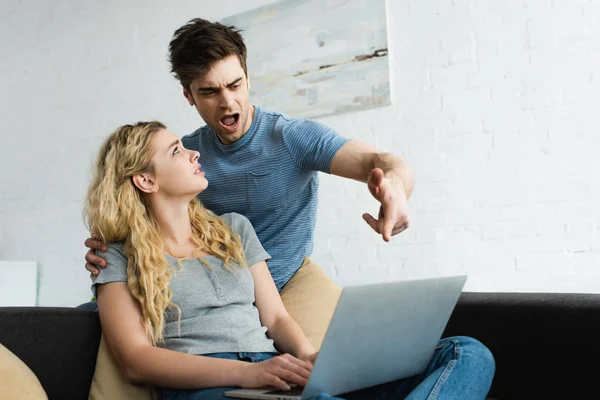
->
xmin=225 ymin=274 xmax=467 ymax=400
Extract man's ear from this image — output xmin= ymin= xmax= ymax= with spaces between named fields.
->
xmin=132 ymin=173 xmax=158 ymax=194
xmin=183 ymin=87 xmax=195 ymax=106
xmin=247 ymin=75 xmax=251 ymax=89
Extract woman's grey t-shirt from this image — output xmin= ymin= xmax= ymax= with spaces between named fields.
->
xmin=91 ymin=212 xmax=277 ymax=355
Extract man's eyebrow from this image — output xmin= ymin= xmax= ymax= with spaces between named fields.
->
xmin=198 ymin=85 xmax=218 ymax=92
xmin=197 ymin=78 xmax=243 ymax=92
xmin=226 ymin=78 xmax=243 ymax=87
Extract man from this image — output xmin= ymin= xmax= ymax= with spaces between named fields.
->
xmin=85 ymin=18 xmax=413 ymax=349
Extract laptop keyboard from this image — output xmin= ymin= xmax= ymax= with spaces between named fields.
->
xmin=264 ymin=386 xmax=304 ymax=396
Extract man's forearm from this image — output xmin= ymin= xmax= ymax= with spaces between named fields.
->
xmin=373 ymin=152 xmax=414 ymax=197
xmin=330 ymin=141 xmax=414 ymax=197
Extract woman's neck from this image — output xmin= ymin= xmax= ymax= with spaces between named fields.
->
xmin=149 ymin=197 xmax=194 ymax=251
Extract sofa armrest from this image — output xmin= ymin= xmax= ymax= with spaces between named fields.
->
xmin=443 ymin=292 xmax=600 ymax=400
xmin=0 ymin=307 xmax=101 ymax=400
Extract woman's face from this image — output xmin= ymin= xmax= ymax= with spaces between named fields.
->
xmin=149 ymin=128 xmax=208 ymax=199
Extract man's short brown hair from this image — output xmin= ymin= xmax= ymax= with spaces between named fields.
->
xmin=169 ymin=18 xmax=247 ymax=89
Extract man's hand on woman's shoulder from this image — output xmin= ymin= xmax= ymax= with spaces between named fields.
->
xmin=84 ymin=237 xmax=108 ymax=280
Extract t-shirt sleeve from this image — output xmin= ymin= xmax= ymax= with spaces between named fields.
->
xmin=224 ymin=213 xmax=271 ymax=267
xmin=281 ymin=118 xmax=350 ymax=173
xmin=90 ymin=242 xmax=128 ymax=298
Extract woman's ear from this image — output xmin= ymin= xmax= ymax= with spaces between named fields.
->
xmin=132 ymin=173 xmax=158 ymax=194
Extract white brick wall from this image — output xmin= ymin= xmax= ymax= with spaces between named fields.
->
xmin=1 ymin=0 xmax=599 ymax=306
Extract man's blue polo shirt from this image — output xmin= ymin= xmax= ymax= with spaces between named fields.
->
xmin=182 ymin=106 xmax=349 ymax=290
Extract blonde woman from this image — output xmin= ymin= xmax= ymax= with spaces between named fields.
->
xmin=85 ymin=121 xmax=494 ymax=400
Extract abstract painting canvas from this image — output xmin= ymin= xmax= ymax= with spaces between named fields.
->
xmin=221 ymin=0 xmax=390 ymax=119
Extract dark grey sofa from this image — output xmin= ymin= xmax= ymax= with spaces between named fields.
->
xmin=441 ymin=292 xmax=600 ymax=399
xmin=1 ymin=292 xmax=599 ymax=399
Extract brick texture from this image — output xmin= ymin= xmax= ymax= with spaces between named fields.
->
xmin=1 ymin=0 xmax=599 ymax=305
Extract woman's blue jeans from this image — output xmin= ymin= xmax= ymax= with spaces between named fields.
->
xmin=159 ymin=336 xmax=495 ymax=400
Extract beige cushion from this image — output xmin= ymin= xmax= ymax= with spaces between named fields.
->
xmin=88 ymin=335 xmax=154 ymax=400
xmin=0 ymin=343 xmax=48 ymax=400
xmin=280 ymin=257 xmax=341 ymax=350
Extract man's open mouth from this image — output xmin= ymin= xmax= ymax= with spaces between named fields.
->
xmin=220 ymin=113 xmax=240 ymax=127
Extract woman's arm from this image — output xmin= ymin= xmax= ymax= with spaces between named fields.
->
xmin=97 ymin=282 xmax=250 ymax=388
xmin=250 ymin=261 xmax=317 ymax=360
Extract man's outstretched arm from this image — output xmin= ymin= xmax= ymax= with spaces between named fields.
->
xmin=329 ymin=140 xmax=414 ymax=242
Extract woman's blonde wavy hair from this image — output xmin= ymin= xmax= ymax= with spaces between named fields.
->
xmin=83 ymin=121 xmax=247 ymax=345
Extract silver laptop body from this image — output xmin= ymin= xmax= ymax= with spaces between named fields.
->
xmin=225 ymin=274 xmax=467 ymax=400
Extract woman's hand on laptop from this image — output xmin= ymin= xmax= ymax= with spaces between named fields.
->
xmin=237 ymin=353 xmax=312 ymax=391
xmin=299 ymin=351 xmax=319 ymax=365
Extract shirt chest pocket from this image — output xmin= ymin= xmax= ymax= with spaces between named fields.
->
xmin=246 ymin=167 xmax=288 ymax=213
